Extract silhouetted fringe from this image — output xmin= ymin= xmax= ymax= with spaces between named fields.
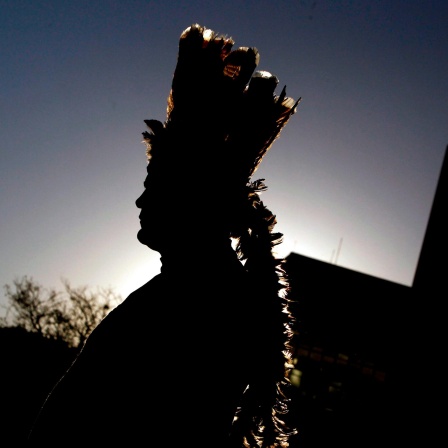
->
xmin=230 ymin=180 xmax=297 ymax=447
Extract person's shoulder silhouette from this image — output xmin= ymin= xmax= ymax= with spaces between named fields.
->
xmin=27 ymin=24 xmax=299 ymax=447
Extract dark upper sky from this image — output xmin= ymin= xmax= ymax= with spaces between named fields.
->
xmin=1 ymin=0 xmax=447 ymax=305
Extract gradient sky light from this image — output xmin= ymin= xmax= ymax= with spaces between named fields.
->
xmin=1 ymin=0 xmax=447 ymax=308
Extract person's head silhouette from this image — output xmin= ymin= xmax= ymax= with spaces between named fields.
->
xmin=136 ymin=24 xmax=299 ymax=257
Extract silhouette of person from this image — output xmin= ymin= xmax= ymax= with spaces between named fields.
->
xmin=27 ymin=24 xmax=299 ymax=447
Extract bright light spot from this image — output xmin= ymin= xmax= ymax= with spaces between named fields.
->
xmin=115 ymin=256 xmax=161 ymax=300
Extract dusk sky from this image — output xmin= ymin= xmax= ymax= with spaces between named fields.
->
xmin=1 ymin=0 xmax=447 ymax=309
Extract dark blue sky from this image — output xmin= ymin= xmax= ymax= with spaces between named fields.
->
xmin=1 ymin=0 xmax=447 ymax=304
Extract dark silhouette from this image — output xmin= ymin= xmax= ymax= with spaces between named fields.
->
xmin=26 ymin=24 xmax=299 ymax=447
xmin=1 ymin=276 xmax=121 ymax=348
xmin=283 ymin=145 xmax=448 ymax=447
xmin=0 ymin=327 xmax=77 ymax=447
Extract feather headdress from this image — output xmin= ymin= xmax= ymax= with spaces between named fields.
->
xmin=142 ymin=24 xmax=300 ymax=447
xmin=143 ymin=23 xmax=300 ymax=185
